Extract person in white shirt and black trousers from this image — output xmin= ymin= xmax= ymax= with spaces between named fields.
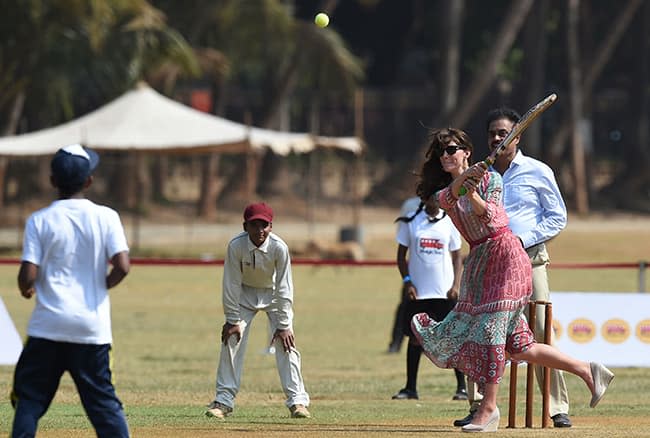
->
xmin=391 ymin=192 xmax=467 ymax=402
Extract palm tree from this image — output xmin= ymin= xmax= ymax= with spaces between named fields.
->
xmin=154 ymin=0 xmax=364 ymax=216
xmin=0 ymin=0 xmax=198 ymax=208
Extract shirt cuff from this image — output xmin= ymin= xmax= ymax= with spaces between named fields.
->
xmin=225 ymin=316 xmax=241 ymax=325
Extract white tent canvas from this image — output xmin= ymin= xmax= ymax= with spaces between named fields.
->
xmin=0 ymin=297 xmax=23 ymax=365
xmin=0 ymin=83 xmax=362 ymax=156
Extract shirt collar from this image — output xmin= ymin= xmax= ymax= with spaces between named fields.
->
xmin=424 ymin=209 xmax=446 ymax=223
xmin=512 ymin=149 xmax=525 ymax=165
xmin=490 ymin=149 xmax=525 ymax=173
xmin=247 ymin=234 xmax=270 ymax=253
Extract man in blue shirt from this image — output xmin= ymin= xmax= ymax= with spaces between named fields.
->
xmin=454 ymin=107 xmax=571 ymax=428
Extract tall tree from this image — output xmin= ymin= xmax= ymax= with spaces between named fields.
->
xmin=443 ymin=0 xmax=534 ymax=129
xmin=517 ymin=0 xmax=549 ymax=158
xmin=546 ymin=0 xmax=643 ymax=164
xmin=0 ymin=0 xmax=197 ymax=209
xmin=156 ymin=0 xmax=363 ymax=212
xmin=436 ymin=0 xmax=464 ymax=124
xmin=567 ymin=0 xmax=588 ymax=214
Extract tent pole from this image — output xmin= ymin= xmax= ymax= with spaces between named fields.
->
xmin=131 ymin=151 xmax=142 ymax=251
xmin=308 ymin=96 xmax=320 ymax=240
xmin=353 ymin=88 xmax=365 ymax=227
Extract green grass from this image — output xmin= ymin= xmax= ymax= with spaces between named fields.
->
xmin=1 ymin=263 xmax=650 ymax=437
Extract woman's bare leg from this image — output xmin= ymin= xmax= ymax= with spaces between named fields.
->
xmin=471 ymin=383 xmax=499 ymax=425
xmin=511 ymin=343 xmax=594 ymax=394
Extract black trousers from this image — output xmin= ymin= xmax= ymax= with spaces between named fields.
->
xmin=11 ymin=337 xmax=130 ymax=438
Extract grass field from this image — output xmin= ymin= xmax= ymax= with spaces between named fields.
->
xmin=0 ymin=217 xmax=649 ymax=437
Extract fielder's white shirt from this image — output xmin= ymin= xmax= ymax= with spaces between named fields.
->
xmin=396 ymin=210 xmax=461 ymax=299
xmin=222 ymin=232 xmax=293 ymax=329
xmin=498 ymin=150 xmax=567 ymax=248
xmin=21 ymin=199 xmax=129 ymax=344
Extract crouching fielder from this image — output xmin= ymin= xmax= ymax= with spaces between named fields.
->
xmin=206 ymin=202 xmax=311 ymax=419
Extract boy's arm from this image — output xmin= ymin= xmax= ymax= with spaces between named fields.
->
xmin=274 ymin=245 xmax=293 ymax=330
xmin=107 ymin=251 xmax=130 ymax=289
xmin=17 ymin=261 xmax=38 ymax=299
xmin=222 ymin=243 xmax=244 ymax=324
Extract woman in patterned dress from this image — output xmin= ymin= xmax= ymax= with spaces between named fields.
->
xmin=411 ymin=128 xmax=614 ymax=433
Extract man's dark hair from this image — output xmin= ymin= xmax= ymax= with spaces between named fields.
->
xmin=486 ymin=107 xmax=521 ymax=130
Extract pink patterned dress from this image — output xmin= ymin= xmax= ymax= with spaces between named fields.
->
xmin=411 ymin=170 xmax=534 ymax=391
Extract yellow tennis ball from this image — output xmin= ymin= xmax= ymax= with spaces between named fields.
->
xmin=314 ymin=12 xmax=329 ymax=28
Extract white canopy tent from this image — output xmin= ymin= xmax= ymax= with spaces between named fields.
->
xmin=0 ymin=82 xmax=363 ymax=156
xmin=0 ymin=83 xmax=365 ymax=247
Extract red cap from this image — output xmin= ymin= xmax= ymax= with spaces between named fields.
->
xmin=243 ymin=202 xmax=273 ymax=223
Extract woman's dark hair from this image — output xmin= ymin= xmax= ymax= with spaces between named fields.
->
xmin=416 ymin=127 xmax=474 ymax=202
xmin=394 ymin=201 xmax=425 ymax=223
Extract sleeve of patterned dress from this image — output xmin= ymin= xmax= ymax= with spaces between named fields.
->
xmin=437 ymin=186 xmax=458 ymax=210
xmin=476 ymin=171 xmax=506 ymax=225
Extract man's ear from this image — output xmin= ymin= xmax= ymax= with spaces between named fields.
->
xmin=83 ymin=175 xmax=93 ymax=189
xmin=50 ymin=175 xmax=58 ymax=189
xmin=243 ymin=222 xmax=247 ymax=232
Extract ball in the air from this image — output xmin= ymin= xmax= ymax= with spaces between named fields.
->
xmin=314 ymin=12 xmax=329 ymax=28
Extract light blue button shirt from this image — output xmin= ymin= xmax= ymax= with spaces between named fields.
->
xmin=495 ymin=150 xmax=567 ymax=248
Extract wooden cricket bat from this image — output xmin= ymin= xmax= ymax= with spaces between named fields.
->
xmin=458 ymin=93 xmax=558 ymax=196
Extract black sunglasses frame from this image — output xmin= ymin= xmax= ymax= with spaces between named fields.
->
xmin=437 ymin=145 xmax=466 ymax=157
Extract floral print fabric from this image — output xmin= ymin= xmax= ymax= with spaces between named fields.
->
xmin=412 ymin=170 xmax=535 ymax=391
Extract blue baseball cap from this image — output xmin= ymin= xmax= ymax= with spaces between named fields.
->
xmin=51 ymin=144 xmax=100 ymax=188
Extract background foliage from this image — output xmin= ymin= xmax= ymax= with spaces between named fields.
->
xmin=1 ymin=0 xmax=649 ymax=217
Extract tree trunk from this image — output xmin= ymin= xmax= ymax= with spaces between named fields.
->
xmin=605 ymin=0 xmax=650 ymax=210
xmin=567 ymin=0 xmax=589 ymax=215
xmin=547 ymin=0 xmax=643 ymax=165
xmin=197 ymin=153 xmax=222 ymax=218
xmin=257 ymin=151 xmax=291 ymax=196
xmin=134 ymin=152 xmax=151 ymax=211
xmin=637 ymin=2 xmax=650 ymax=172
xmin=0 ymin=91 xmax=26 ymax=208
xmin=197 ymin=80 xmax=229 ymax=218
xmin=399 ymin=0 xmax=531 ymax=200
xmin=437 ymin=0 xmax=464 ymax=123
xmin=518 ymin=0 xmax=548 ymax=157
xmin=443 ymin=0 xmax=535 ymax=129
xmin=259 ymin=28 xmax=303 ymax=129
xmin=112 ymin=153 xmax=137 ymax=210
xmin=151 ymin=155 xmax=168 ymax=202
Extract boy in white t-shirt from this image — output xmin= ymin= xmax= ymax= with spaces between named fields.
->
xmin=387 ymin=196 xmax=421 ymax=353
xmin=10 ymin=144 xmax=130 ymax=438
xmin=391 ymin=193 xmax=467 ymax=401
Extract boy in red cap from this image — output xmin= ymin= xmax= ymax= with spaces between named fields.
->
xmin=206 ymin=202 xmax=311 ymax=419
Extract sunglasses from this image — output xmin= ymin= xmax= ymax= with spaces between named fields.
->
xmin=437 ymin=145 xmax=466 ymax=157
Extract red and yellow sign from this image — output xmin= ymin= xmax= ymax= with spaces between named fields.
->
xmin=601 ymin=319 xmax=630 ymax=344
xmin=636 ymin=319 xmax=650 ymax=344
xmin=567 ymin=318 xmax=596 ymax=343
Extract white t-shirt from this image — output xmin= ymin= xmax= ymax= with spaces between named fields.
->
xmin=21 ymin=199 xmax=129 ymax=344
xmin=400 ymin=196 xmax=422 ymax=217
xmin=396 ymin=210 xmax=461 ymax=299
